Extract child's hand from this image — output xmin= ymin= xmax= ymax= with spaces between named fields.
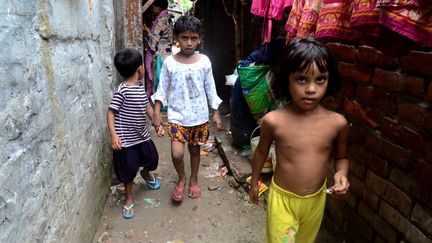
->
xmin=156 ymin=125 xmax=165 ymax=137
xmin=329 ymin=171 xmax=350 ymax=195
xmin=249 ymin=184 xmax=260 ymax=204
xmin=213 ymin=111 xmax=222 ymax=131
xmin=111 ymin=134 xmax=122 ymax=151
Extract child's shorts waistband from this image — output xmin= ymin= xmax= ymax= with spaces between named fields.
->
xmin=270 ymin=177 xmax=327 ymax=199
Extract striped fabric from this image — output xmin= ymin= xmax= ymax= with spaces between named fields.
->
xmin=109 ymin=83 xmax=151 ymax=148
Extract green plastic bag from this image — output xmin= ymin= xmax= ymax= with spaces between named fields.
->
xmin=237 ymin=65 xmax=275 ymax=120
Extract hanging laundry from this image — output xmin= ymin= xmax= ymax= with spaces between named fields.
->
xmin=378 ymin=0 xmax=432 ymax=47
xmin=251 ymin=0 xmax=293 ymax=21
xmin=285 ymin=0 xmax=323 ymax=40
xmin=315 ymin=0 xmax=360 ymax=41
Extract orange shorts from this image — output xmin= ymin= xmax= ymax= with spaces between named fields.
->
xmin=167 ymin=122 xmax=209 ymax=145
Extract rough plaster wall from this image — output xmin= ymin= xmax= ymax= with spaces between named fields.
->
xmin=0 ymin=0 xmax=114 ymax=242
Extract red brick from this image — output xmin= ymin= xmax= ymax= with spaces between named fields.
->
xmin=400 ymin=126 xmax=425 ymax=155
xmin=351 ymin=158 xmax=366 ymax=179
xmin=379 ymin=202 xmax=431 ymax=243
xmin=344 ymin=99 xmax=379 ymax=128
xmin=401 ymin=75 xmax=425 ymax=98
xmin=371 ymin=90 xmax=397 ymax=114
xmin=372 ymin=69 xmax=403 ymax=92
xmin=350 ymin=176 xmax=364 ymax=196
xmin=339 ymin=62 xmax=372 ymax=82
xmin=327 ymin=43 xmax=356 ymax=63
xmin=389 ymin=168 xmax=417 ymax=192
xmin=382 ymin=183 xmax=413 ymax=217
xmin=358 ymin=201 xmax=399 ymax=243
xmin=412 ymin=204 xmax=432 ymax=235
xmin=363 ymin=188 xmax=379 ymax=210
xmin=398 ymin=101 xmax=426 ymax=126
xmin=381 ymin=117 xmax=401 ymax=142
xmin=427 ymin=82 xmax=432 ymax=103
xmin=340 ymin=80 xmax=356 ymax=97
xmin=356 ymin=45 xmax=378 ymax=66
xmin=425 ymin=141 xmax=432 ymax=162
xmin=347 ymin=211 xmax=374 ymax=241
xmin=349 ymin=123 xmax=367 ymax=143
xmin=410 ymin=181 xmax=432 ymax=206
xmin=327 ymin=198 xmax=349 ymax=225
xmin=414 ymin=159 xmax=432 ymax=188
xmin=322 ymin=95 xmax=343 ymax=111
xmin=426 ymin=111 xmax=432 ymax=133
xmin=356 ymin=45 xmax=398 ymax=70
xmin=366 ymin=170 xmax=387 ymax=195
xmin=368 ymin=154 xmax=391 ymax=178
xmin=364 ymin=134 xmax=413 ymax=170
xmin=401 ymin=51 xmax=432 ymax=75
xmin=356 ymin=86 xmax=374 ymax=105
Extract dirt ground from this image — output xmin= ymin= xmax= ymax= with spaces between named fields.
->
xmin=93 ymin=127 xmax=343 ymax=243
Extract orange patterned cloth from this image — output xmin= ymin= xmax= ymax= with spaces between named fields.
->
xmin=284 ymin=0 xmax=432 ymax=46
xmin=167 ymin=122 xmax=209 ymax=146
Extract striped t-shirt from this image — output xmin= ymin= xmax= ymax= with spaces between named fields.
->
xmin=109 ymin=83 xmax=151 ymax=148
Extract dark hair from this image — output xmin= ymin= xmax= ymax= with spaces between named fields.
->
xmin=153 ymin=0 xmax=168 ymax=9
xmin=271 ymin=37 xmax=340 ymax=101
xmin=173 ymin=15 xmax=204 ymax=36
xmin=113 ymin=48 xmax=143 ymax=79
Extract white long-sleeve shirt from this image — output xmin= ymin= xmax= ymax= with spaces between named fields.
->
xmin=152 ymin=54 xmax=222 ymax=126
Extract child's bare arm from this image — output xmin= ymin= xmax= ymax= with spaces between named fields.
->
xmin=330 ymin=119 xmax=350 ymax=195
xmin=107 ymin=109 xmax=122 ymax=151
xmin=249 ymin=115 xmax=274 ymax=203
xmin=147 ymin=103 xmax=164 ymax=137
xmin=212 ymin=109 xmax=222 ymax=131
xmin=152 ymin=101 xmax=162 ymax=128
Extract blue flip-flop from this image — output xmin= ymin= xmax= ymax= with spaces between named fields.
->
xmin=122 ymin=203 xmax=135 ymax=219
xmin=143 ymin=174 xmax=161 ymax=190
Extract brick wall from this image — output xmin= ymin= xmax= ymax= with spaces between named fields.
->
xmin=324 ymin=43 xmax=432 ymax=243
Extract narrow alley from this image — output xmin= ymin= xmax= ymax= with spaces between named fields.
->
xmin=92 ymin=117 xmax=343 ymax=243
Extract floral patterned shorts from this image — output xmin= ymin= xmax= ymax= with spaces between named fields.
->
xmin=167 ymin=122 xmax=209 ymax=145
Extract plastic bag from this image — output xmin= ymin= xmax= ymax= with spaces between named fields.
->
xmin=237 ymin=64 xmax=275 ymax=120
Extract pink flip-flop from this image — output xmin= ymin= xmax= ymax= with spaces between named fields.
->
xmin=188 ymin=183 xmax=201 ymax=199
xmin=171 ymin=180 xmax=186 ymax=202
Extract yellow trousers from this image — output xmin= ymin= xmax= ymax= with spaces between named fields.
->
xmin=266 ymin=178 xmax=327 ymax=243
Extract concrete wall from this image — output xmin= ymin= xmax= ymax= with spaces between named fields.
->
xmin=0 ymin=0 xmax=115 ymax=242
xmin=323 ymin=43 xmax=432 ymax=242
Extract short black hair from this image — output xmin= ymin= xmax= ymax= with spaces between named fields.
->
xmin=173 ymin=15 xmax=204 ymax=36
xmin=153 ymin=0 xmax=168 ymax=9
xmin=113 ymin=48 xmax=143 ymax=79
xmin=271 ymin=37 xmax=341 ymax=101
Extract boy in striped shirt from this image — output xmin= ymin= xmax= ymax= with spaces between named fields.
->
xmin=107 ymin=48 xmax=164 ymax=219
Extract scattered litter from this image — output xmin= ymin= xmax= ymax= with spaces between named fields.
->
xmin=208 ymin=184 xmax=220 ymax=191
xmin=200 ymin=150 xmax=209 ymax=156
xmin=203 ymin=142 xmax=216 ymax=152
xmin=192 ymin=206 xmax=198 ymax=212
xmin=228 ymin=178 xmax=240 ymax=189
xmin=143 ymin=198 xmax=160 ymax=208
xmin=167 ymin=240 xmax=184 ymax=243
xmin=204 ymin=162 xmax=220 ymax=178
xmin=246 ymin=176 xmax=268 ymax=197
xmin=218 ymin=166 xmax=228 ymax=178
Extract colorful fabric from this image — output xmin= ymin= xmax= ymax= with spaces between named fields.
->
xmin=251 ymin=0 xmax=294 ymax=21
xmin=315 ymin=0 xmax=360 ymax=41
xmin=145 ymin=9 xmax=173 ymax=97
xmin=285 ymin=0 xmax=323 ymax=39
xmin=167 ymin=122 xmax=209 ymax=145
xmin=266 ymin=178 xmax=327 ymax=243
xmin=152 ymin=54 xmax=222 ymax=126
xmin=378 ymin=0 xmax=432 ymax=47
